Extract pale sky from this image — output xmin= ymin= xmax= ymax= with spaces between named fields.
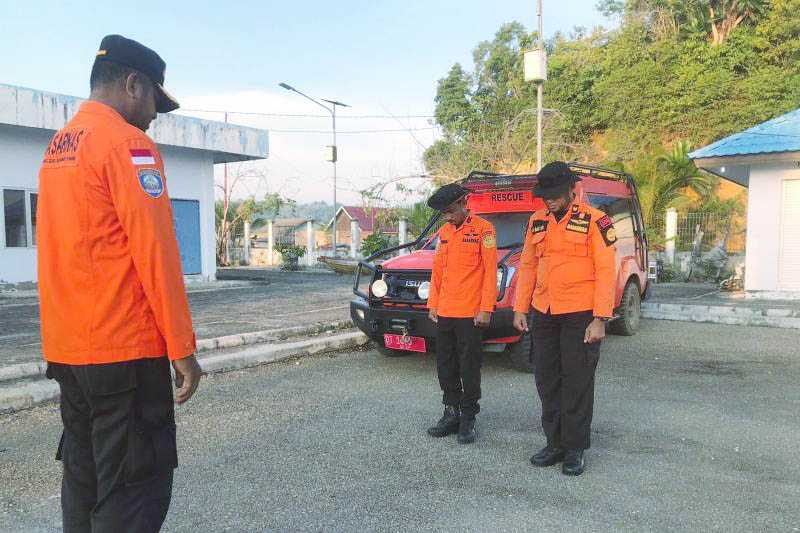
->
xmin=2 ymin=0 xmax=611 ymax=205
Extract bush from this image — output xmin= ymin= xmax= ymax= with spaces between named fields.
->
xmin=361 ymin=232 xmax=391 ymax=258
xmin=275 ymin=244 xmax=306 ymax=271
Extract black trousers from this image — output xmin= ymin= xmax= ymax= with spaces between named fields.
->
xmin=531 ymin=309 xmax=600 ymax=450
xmin=46 ymin=357 xmax=178 ymax=533
xmin=435 ymin=316 xmax=482 ymax=417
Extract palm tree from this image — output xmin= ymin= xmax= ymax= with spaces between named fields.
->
xmin=635 ymin=141 xmax=713 ymax=227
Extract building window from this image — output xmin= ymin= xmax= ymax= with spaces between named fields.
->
xmin=2 ymin=189 xmax=37 ymax=248
xmin=30 ymin=193 xmax=38 ymax=246
xmin=4 ymin=189 xmax=27 ymax=247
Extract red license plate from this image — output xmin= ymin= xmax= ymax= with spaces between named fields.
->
xmin=384 ymin=333 xmax=427 ymax=353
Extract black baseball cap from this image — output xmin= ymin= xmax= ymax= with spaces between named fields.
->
xmin=94 ymin=34 xmax=180 ymax=113
xmin=534 ymin=161 xmax=581 ymax=199
xmin=427 ymin=183 xmax=469 ymax=211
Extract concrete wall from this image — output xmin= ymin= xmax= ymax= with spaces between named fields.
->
xmin=160 ymin=146 xmax=217 ymax=281
xmin=0 ymin=125 xmax=52 ymax=283
xmin=744 ymin=162 xmax=800 ymax=291
xmin=0 ymin=84 xmax=268 ymax=163
xmin=0 ymin=126 xmax=217 ymax=283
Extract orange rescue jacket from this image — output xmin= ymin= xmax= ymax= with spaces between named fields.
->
xmin=427 ymin=214 xmax=498 ymax=318
xmin=37 ymin=101 xmax=196 ymax=364
xmin=513 ymin=201 xmax=617 ymax=317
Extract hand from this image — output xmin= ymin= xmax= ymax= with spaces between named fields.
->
xmin=428 ymin=308 xmax=438 ymax=323
xmin=584 ymin=319 xmax=607 ymax=344
xmin=172 ymin=355 xmax=204 ymax=405
xmin=474 ymin=311 xmax=492 ymax=328
xmin=513 ymin=312 xmax=529 ymax=332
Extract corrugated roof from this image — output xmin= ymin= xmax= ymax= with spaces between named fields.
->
xmin=689 ymin=108 xmax=800 ymax=159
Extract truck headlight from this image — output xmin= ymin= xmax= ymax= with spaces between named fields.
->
xmin=417 ymin=281 xmax=430 ymax=299
xmin=371 ymin=279 xmax=388 ymax=298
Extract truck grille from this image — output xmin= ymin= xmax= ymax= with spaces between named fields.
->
xmin=383 ymin=272 xmax=431 ymax=302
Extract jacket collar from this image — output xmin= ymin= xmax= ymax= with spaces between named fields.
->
xmin=79 ymin=100 xmax=129 ymax=124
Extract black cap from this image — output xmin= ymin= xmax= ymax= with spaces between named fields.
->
xmin=427 ymin=183 xmax=469 ymax=211
xmin=534 ymin=161 xmax=581 ymax=199
xmin=94 ymin=34 xmax=179 ymax=113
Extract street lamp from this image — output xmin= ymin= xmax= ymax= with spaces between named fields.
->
xmin=279 ymin=82 xmax=350 ymax=257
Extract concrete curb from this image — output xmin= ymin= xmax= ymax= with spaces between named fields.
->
xmin=199 ymin=331 xmax=369 ymax=374
xmin=642 ymin=302 xmax=800 ymax=329
xmin=0 ymin=330 xmax=368 ymax=415
xmin=0 ymin=320 xmax=354 ymax=384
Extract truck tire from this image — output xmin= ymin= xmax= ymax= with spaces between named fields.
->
xmin=609 ymin=280 xmax=641 ymax=336
xmin=506 ymin=330 xmax=534 ymax=373
xmin=372 ymin=340 xmax=412 ymax=357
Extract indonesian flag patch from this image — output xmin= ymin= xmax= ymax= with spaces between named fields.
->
xmin=130 ymin=148 xmax=156 ymax=166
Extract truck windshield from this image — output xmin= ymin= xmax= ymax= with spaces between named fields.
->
xmin=480 ymin=212 xmax=532 ymax=249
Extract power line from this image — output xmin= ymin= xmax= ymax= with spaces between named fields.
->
xmin=180 ymin=108 xmax=434 ymax=119
xmin=269 ymin=127 xmax=438 ymax=135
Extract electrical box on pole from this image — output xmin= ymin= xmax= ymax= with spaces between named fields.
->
xmin=325 ymin=145 xmax=338 ymax=163
xmin=523 ymin=49 xmax=548 ymax=83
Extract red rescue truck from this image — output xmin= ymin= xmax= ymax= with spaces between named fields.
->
xmin=351 ymin=164 xmax=649 ymax=372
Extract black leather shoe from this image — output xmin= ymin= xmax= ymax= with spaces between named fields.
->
xmin=562 ymin=449 xmax=585 ymax=476
xmin=427 ymin=406 xmax=460 ymax=437
xmin=530 ymin=445 xmax=565 ymax=467
xmin=457 ymin=415 xmax=476 ymax=444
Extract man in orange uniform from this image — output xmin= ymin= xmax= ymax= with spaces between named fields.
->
xmin=512 ymin=161 xmax=617 ymax=476
xmin=37 ymin=35 xmax=203 ymax=531
xmin=426 ymin=183 xmax=498 ymax=444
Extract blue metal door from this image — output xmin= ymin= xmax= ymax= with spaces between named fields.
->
xmin=171 ymin=199 xmax=202 ymax=275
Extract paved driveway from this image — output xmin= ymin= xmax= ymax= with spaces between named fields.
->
xmin=1 ymin=319 xmax=799 ymax=532
xmin=0 ymin=272 xmax=353 ymax=366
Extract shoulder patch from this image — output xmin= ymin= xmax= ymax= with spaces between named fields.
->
xmin=483 ymin=234 xmax=496 ymax=248
xmin=138 ymin=169 xmax=164 ymax=199
xmin=596 ymin=215 xmax=617 ymax=246
xmin=531 ymin=220 xmax=548 ymax=234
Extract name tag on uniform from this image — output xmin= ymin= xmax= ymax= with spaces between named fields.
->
xmin=566 ymin=212 xmax=590 ymax=234
xmin=532 ymin=220 xmax=548 ymax=234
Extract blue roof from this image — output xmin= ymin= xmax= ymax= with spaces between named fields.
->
xmin=689 ymin=108 xmax=800 ymax=159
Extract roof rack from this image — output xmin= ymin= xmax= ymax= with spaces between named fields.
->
xmin=462 ymin=163 xmax=630 ymax=183
xmin=464 ymin=170 xmax=502 ymax=181
xmin=567 ymin=162 xmax=629 ymax=182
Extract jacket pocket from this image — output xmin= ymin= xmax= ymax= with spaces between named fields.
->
xmin=563 ymin=230 xmax=589 ymax=257
xmin=459 ymin=249 xmax=480 ymax=266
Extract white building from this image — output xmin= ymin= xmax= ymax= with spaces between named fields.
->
xmin=0 ymin=83 xmax=268 ymax=284
xmin=690 ymin=109 xmax=800 ymax=293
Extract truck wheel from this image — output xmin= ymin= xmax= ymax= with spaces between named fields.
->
xmin=373 ymin=341 xmax=412 ymax=357
xmin=609 ymin=280 xmax=641 ymax=336
xmin=506 ymin=327 xmax=534 ymax=373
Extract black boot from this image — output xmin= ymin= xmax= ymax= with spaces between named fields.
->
xmin=530 ymin=445 xmax=565 ymax=467
xmin=457 ymin=414 xmax=476 ymax=444
xmin=427 ymin=406 xmax=460 ymax=437
xmin=562 ymin=449 xmax=585 ymax=476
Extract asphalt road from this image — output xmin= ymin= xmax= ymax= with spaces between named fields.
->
xmin=1 ymin=319 xmax=799 ymax=532
xmin=0 ymin=272 xmax=352 ymax=366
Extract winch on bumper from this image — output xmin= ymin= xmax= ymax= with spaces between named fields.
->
xmin=350 ymin=296 xmax=518 ymax=348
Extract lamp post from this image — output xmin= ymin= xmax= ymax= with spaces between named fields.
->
xmin=279 ymin=82 xmax=350 ymax=257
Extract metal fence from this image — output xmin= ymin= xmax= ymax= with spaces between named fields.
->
xmin=651 ymin=211 xmax=745 ymax=253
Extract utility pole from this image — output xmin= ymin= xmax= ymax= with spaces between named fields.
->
xmin=223 ymin=111 xmax=230 ymax=264
xmin=536 ymin=0 xmax=544 ymax=172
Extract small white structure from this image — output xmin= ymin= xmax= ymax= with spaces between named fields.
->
xmin=0 ymin=83 xmax=269 ymax=284
xmin=690 ymin=109 xmax=800 ymax=293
